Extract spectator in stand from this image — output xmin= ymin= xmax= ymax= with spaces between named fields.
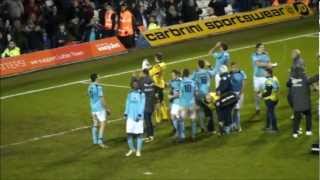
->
xmin=80 ymin=0 xmax=95 ymax=26
xmin=42 ymin=31 xmax=51 ymax=50
xmin=55 ymin=24 xmax=69 ymax=47
xmin=24 ymin=0 xmax=41 ymax=20
xmin=0 ymin=32 xmax=6 ymax=54
xmin=147 ymin=16 xmax=160 ymax=30
xmin=25 ymin=22 xmax=43 ymax=51
xmin=181 ymin=0 xmax=201 ymax=22
xmin=68 ymin=17 xmax=82 ymax=41
xmin=208 ymin=0 xmax=227 ymax=16
xmin=11 ymin=19 xmax=28 ymax=53
xmin=132 ymin=3 xmax=148 ymax=33
xmin=83 ymin=17 xmax=103 ymax=42
xmin=117 ymin=3 xmax=135 ymax=48
xmin=3 ymin=0 xmax=24 ymax=20
xmin=42 ymin=3 xmax=60 ymax=47
xmin=1 ymin=41 xmax=20 ymax=58
xmin=166 ymin=4 xmax=181 ymax=26
xmin=102 ymin=3 xmax=117 ymax=38
xmin=204 ymin=7 xmax=218 ymax=19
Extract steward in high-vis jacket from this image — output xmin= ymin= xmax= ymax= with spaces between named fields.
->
xmin=260 ymin=68 xmax=279 ymax=132
xmin=117 ymin=3 xmax=135 ymax=48
xmin=103 ymin=4 xmax=117 ymax=37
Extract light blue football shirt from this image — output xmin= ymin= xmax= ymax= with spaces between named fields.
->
xmin=88 ymin=83 xmax=104 ymax=112
xmin=179 ymin=77 xmax=197 ymax=108
xmin=252 ymin=52 xmax=270 ymax=77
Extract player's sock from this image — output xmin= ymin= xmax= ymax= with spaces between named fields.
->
xmin=181 ymin=120 xmax=185 ymax=139
xmin=199 ymin=111 xmax=206 ymax=131
xmin=177 ymin=119 xmax=185 ymax=139
xmin=172 ymin=118 xmax=178 ymax=131
xmin=137 ymin=135 xmax=143 ymax=152
xmin=255 ymin=95 xmax=260 ymax=112
xmin=191 ymin=120 xmax=197 ymax=139
xmin=127 ymin=135 xmax=135 ymax=151
xmin=91 ymin=126 xmax=98 ymax=144
xmin=98 ymin=131 xmax=104 ymax=144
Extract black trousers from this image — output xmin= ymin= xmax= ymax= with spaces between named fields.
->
xmin=154 ymin=86 xmax=164 ymax=103
xmin=144 ymin=111 xmax=154 ymax=137
xmin=118 ymin=35 xmax=135 ymax=48
xmin=199 ymin=100 xmax=214 ymax=132
xmin=216 ymin=105 xmax=233 ymax=132
xmin=103 ymin=30 xmax=115 ymax=38
xmin=293 ymin=109 xmax=312 ymax=133
xmin=265 ymin=100 xmax=278 ymax=130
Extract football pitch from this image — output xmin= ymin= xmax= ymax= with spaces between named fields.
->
xmin=0 ymin=17 xmax=319 ymax=180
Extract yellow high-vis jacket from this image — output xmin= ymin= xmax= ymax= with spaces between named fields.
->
xmin=1 ymin=47 xmax=20 ymax=58
xmin=149 ymin=62 xmax=166 ymax=88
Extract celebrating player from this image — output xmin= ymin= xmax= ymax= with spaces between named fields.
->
xmin=179 ymin=69 xmax=198 ymax=141
xmin=168 ymin=69 xmax=182 ymax=140
xmin=230 ymin=62 xmax=247 ymax=132
xmin=124 ymin=80 xmax=146 ymax=157
xmin=88 ymin=73 xmax=111 ymax=148
xmin=191 ymin=60 xmax=215 ymax=133
xmin=252 ymin=43 xmax=278 ymax=116
xmin=208 ymin=42 xmax=230 ymax=88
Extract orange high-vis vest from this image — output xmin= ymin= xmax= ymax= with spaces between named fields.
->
xmin=287 ymin=0 xmax=295 ymax=4
xmin=272 ymin=0 xmax=280 ymax=6
xmin=118 ymin=10 xmax=134 ymax=37
xmin=104 ymin=10 xmax=115 ymax=30
xmin=302 ymin=0 xmax=309 ymax=5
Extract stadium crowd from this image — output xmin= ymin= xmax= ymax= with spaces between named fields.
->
xmin=0 ymin=0 xmax=317 ymax=58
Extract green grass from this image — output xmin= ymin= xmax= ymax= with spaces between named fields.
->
xmin=0 ymin=16 xmax=319 ymax=180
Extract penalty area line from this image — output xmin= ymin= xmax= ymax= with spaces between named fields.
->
xmin=0 ymin=118 xmax=123 ymax=149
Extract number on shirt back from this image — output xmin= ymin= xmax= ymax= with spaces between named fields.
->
xmin=200 ymin=76 xmax=208 ymax=84
xmin=184 ymin=84 xmax=192 ymax=93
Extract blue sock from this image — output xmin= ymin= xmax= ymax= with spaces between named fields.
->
xmin=191 ymin=120 xmax=197 ymax=138
xmin=127 ymin=135 xmax=135 ymax=151
xmin=172 ymin=118 xmax=178 ymax=136
xmin=178 ymin=119 xmax=185 ymax=139
xmin=98 ymin=130 xmax=104 ymax=144
xmin=137 ymin=135 xmax=143 ymax=152
xmin=91 ymin=126 xmax=98 ymax=144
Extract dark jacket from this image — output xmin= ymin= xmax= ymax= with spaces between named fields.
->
xmin=287 ymin=68 xmax=312 ymax=112
xmin=217 ymin=72 xmax=233 ymax=94
xmin=140 ymin=76 xmax=155 ymax=113
xmin=208 ymin=0 xmax=227 ymax=16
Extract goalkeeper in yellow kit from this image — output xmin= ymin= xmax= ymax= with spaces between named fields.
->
xmin=149 ymin=52 xmax=169 ymax=123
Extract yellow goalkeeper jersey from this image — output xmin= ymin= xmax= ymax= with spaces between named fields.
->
xmin=149 ymin=62 xmax=166 ymax=88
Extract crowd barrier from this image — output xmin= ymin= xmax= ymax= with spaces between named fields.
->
xmin=143 ymin=2 xmax=312 ymax=47
xmin=0 ymin=37 xmax=127 ymax=77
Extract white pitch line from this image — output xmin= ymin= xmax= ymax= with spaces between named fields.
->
xmin=0 ymin=118 xmax=123 ymax=149
xmin=0 ymin=32 xmax=316 ymax=101
xmin=80 ymin=81 xmax=130 ymax=89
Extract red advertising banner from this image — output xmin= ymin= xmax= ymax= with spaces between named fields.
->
xmin=0 ymin=37 xmax=127 ymax=77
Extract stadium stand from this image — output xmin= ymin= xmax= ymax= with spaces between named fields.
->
xmin=0 ymin=0 xmax=317 ymax=58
